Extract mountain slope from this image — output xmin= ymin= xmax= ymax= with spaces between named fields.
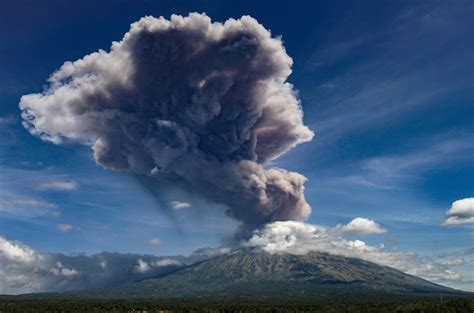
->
xmin=72 ymin=248 xmax=465 ymax=299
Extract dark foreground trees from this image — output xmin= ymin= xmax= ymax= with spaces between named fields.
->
xmin=0 ymin=297 xmax=473 ymax=313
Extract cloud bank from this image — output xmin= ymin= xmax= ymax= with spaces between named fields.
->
xmin=1 ymin=224 xmax=471 ymax=294
xmin=19 ymin=13 xmax=314 ymax=233
xmin=442 ymin=198 xmax=474 ymax=226
xmin=243 ymin=221 xmax=468 ymax=284
xmin=0 ymin=235 xmax=227 ymax=294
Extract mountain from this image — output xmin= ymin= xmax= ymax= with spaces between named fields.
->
xmin=70 ymin=248 xmax=467 ymax=300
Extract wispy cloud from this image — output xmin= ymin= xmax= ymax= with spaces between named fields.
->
xmin=0 ymin=198 xmax=56 ymax=209
xmin=0 ymin=115 xmax=15 ymax=128
xmin=0 ymin=198 xmax=60 ymax=217
xmin=57 ymin=224 xmax=73 ymax=232
xmin=37 ymin=181 xmax=79 ymax=191
xmin=328 ymin=136 xmax=474 ymax=191
xmin=301 ymin=2 xmax=473 ymax=152
xmin=169 ymin=201 xmax=192 ymax=210
xmin=149 ymin=238 xmax=162 ymax=246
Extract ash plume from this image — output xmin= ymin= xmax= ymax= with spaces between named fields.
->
xmin=20 ymin=13 xmax=314 ymax=233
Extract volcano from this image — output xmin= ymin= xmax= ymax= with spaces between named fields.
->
xmin=69 ymin=248 xmax=467 ymax=300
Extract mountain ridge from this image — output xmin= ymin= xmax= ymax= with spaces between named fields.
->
xmin=64 ymin=248 xmax=469 ymax=300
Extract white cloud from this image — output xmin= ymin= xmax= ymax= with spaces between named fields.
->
xmin=149 ymin=238 xmax=162 ymax=245
xmin=442 ymin=198 xmax=474 ymax=226
xmin=440 ymin=259 xmax=465 ymax=267
xmin=134 ymin=259 xmax=151 ymax=273
xmin=50 ymin=262 xmax=79 ymax=277
xmin=0 ymin=237 xmax=35 ymax=263
xmin=0 ymin=198 xmax=56 ymax=209
xmin=99 ymin=260 xmax=107 ymax=269
xmin=243 ymin=221 xmax=466 ymax=284
xmin=337 ymin=217 xmax=387 ymax=235
xmin=170 ymin=201 xmax=192 ymax=210
xmin=37 ymin=181 xmax=78 ymax=191
xmin=135 ymin=257 xmax=186 ymax=273
xmin=57 ymin=224 xmax=73 ymax=232
xmin=0 ymin=198 xmax=60 ymax=217
xmin=154 ymin=258 xmax=183 ymax=267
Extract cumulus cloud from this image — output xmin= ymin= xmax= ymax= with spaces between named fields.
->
xmin=37 ymin=181 xmax=78 ymax=191
xmin=170 ymin=201 xmax=191 ymax=210
xmin=442 ymin=198 xmax=474 ymax=226
xmin=149 ymin=238 xmax=162 ymax=245
xmin=243 ymin=221 xmax=466 ymax=284
xmin=336 ymin=217 xmax=387 ymax=235
xmin=0 ymin=237 xmax=35 ymax=263
xmin=0 ymin=235 xmax=214 ymax=294
xmin=19 ymin=13 xmax=314 ymax=234
xmin=57 ymin=224 xmax=74 ymax=232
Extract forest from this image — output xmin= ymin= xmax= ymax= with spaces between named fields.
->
xmin=0 ymin=297 xmax=472 ymax=312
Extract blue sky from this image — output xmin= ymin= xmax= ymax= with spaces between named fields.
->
xmin=0 ymin=0 xmax=473 ymax=291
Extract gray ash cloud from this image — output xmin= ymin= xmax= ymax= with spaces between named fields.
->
xmin=20 ymin=13 xmax=314 ymax=232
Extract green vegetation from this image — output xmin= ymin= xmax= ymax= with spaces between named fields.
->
xmin=0 ymin=297 xmax=473 ymax=312
xmin=68 ymin=249 xmax=461 ymax=300
xmin=3 ymin=249 xmax=472 ymax=312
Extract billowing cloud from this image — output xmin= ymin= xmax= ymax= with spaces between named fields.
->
xmin=442 ymin=198 xmax=474 ymax=226
xmin=57 ymin=224 xmax=74 ymax=232
xmin=19 ymin=13 xmax=314 ymax=234
xmin=170 ymin=201 xmax=191 ymax=210
xmin=243 ymin=221 xmax=467 ymax=284
xmin=336 ymin=217 xmax=387 ymax=235
xmin=0 ymin=236 xmax=35 ymax=263
xmin=37 ymin=181 xmax=79 ymax=191
xmin=0 ymin=235 xmax=226 ymax=294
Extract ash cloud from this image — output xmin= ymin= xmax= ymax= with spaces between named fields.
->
xmin=19 ymin=13 xmax=314 ymax=232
